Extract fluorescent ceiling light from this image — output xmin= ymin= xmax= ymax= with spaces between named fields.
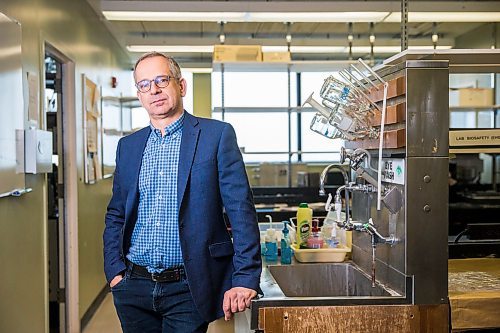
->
xmin=250 ymin=12 xmax=389 ymax=23
xmin=104 ymin=10 xmax=500 ymax=23
xmin=384 ymin=12 xmax=500 ymax=22
xmin=127 ymin=45 xmax=214 ymax=53
xmin=411 ymin=12 xmax=500 ymax=22
xmin=103 ymin=11 xmax=247 ymax=21
xmin=104 ymin=11 xmax=389 ymax=23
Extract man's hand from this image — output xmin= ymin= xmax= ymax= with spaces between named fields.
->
xmin=222 ymin=287 xmax=257 ymax=321
xmin=109 ymin=274 xmax=123 ymax=288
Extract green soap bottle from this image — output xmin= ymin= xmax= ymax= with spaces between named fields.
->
xmin=296 ymin=203 xmax=312 ymax=248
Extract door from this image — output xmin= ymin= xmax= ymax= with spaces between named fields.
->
xmin=44 ymin=44 xmax=79 ymax=333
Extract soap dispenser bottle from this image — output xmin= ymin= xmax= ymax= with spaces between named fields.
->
xmin=307 ymin=219 xmax=324 ymax=249
xmin=280 ymin=221 xmax=293 ymax=265
xmin=264 ymin=227 xmax=278 ymax=262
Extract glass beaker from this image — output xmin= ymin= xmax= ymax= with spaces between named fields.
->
xmin=320 ymin=76 xmax=352 ymax=105
xmin=310 ymin=113 xmax=341 ymax=139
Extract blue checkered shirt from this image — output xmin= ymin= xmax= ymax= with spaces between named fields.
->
xmin=127 ymin=113 xmax=184 ymax=273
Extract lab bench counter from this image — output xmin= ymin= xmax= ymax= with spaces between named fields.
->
xmin=248 ymin=259 xmax=448 ymax=333
xmin=448 ymin=258 xmax=500 ymax=331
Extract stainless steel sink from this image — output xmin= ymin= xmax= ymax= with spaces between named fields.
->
xmin=268 ymin=263 xmax=399 ymax=297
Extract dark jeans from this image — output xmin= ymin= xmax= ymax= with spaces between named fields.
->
xmin=111 ymin=267 xmax=208 ymax=333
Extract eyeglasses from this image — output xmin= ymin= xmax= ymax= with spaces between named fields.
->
xmin=135 ymin=75 xmax=177 ymax=93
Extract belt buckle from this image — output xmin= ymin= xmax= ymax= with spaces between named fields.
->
xmin=151 ymin=268 xmax=183 ymax=282
xmin=151 ymin=273 xmax=161 ymax=282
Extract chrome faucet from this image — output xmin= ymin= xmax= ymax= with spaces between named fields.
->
xmin=362 ymin=218 xmax=399 ymax=246
xmin=319 ymin=163 xmax=349 ymax=196
xmin=361 ymin=218 xmax=399 ymax=287
xmin=341 ymin=147 xmax=381 ymax=190
xmin=319 ymin=164 xmax=350 ymax=225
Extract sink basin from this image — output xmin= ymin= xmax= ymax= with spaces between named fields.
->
xmin=268 ymin=263 xmax=399 ymax=297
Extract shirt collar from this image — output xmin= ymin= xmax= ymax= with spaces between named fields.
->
xmin=149 ymin=111 xmax=185 ymax=138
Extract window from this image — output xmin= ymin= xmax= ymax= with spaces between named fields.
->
xmin=212 ymin=70 xmax=343 ymax=163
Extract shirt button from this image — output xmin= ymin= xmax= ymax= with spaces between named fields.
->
xmin=159 ymin=171 xmax=164 ymax=176
xmin=158 ymin=195 xmax=162 ymax=199
xmin=156 ymin=222 xmax=161 ymax=227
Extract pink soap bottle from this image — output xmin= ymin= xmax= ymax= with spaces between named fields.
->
xmin=307 ymin=219 xmax=324 ymax=249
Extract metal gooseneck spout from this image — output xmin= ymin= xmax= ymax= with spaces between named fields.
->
xmin=319 ymin=164 xmax=350 ymax=224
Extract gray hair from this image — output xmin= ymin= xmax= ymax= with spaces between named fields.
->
xmin=133 ymin=52 xmax=182 ymax=81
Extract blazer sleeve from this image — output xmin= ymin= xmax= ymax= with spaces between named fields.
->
xmin=103 ymin=139 xmax=127 ymax=282
xmin=217 ymin=123 xmax=262 ymax=291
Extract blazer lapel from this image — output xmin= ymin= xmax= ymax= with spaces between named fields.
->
xmin=125 ymin=126 xmax=151 ymax=223
xmin=177 ymin=112 xmax=200 ymax=211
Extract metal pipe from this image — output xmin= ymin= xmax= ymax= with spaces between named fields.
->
xmin=340 ymin=70 xmax=381 ymax=111
xmin=350 ymin=64 xmax=378 ymax=90
xmin=358 ymin=58 xmax=385 ymax=84
xmin=377 ymin=82 xmax=388 ymax=210
xmin=297 ymin=72 xmax=302 ymax=162
xmin=287 ymin=65 xmax=292 ymax=188
xmin=371 ymin=235 xmax=376 ymax=287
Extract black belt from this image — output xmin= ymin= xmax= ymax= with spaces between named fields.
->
xmin=126 ymin=259 xmax=185 ymax=283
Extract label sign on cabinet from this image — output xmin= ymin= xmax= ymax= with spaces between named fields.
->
xmin=381 ymin=158 xmax=405 ymax=185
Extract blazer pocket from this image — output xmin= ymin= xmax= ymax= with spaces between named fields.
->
xmin=208 ymin=241 xmax=234 ymax=258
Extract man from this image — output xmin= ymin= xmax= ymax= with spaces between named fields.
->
xmin=103 ymin=52 xmax=261 ymax=333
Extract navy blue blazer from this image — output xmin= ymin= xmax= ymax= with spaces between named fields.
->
xmin=103 ymin=112 xmax=261 ymax=322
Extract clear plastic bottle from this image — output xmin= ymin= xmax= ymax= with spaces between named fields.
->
xmin=280 ymin=221 xmax=293 ymax=265
xmin=321 ymin=215 xmax=339 ymax=248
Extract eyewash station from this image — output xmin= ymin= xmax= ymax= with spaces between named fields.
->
xmin=241 ymin=50 xmax=500 ymax=333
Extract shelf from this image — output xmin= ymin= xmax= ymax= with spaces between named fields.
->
xmin=213 ymin=106 xmax=315 ymax=113
xmin=102 ymin=96 xmax=142 ymax=108
xmin=212 ymin=60 xmax=356 ymax=72
xmin=450 ymin=105 xmax=500 ymax=111
xmin=380 ymin=49 xmax=500 ymax=73
xmin=101 ymin=96 xmax=121 ymax=103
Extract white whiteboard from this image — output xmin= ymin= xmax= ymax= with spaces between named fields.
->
xmin=0 ymin=13 xmax=25 ymax=197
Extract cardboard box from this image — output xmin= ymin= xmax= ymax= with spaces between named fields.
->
xmin=449 ymin=88 xmax=494 ymax=107
xmin=213 ymin=45 xmax=262 ymax=62
xmin=262 ymin=51 xmax=291 ymax=62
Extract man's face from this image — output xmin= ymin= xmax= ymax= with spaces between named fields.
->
xmin=135 ymin=56 xmax=186 ymax=121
